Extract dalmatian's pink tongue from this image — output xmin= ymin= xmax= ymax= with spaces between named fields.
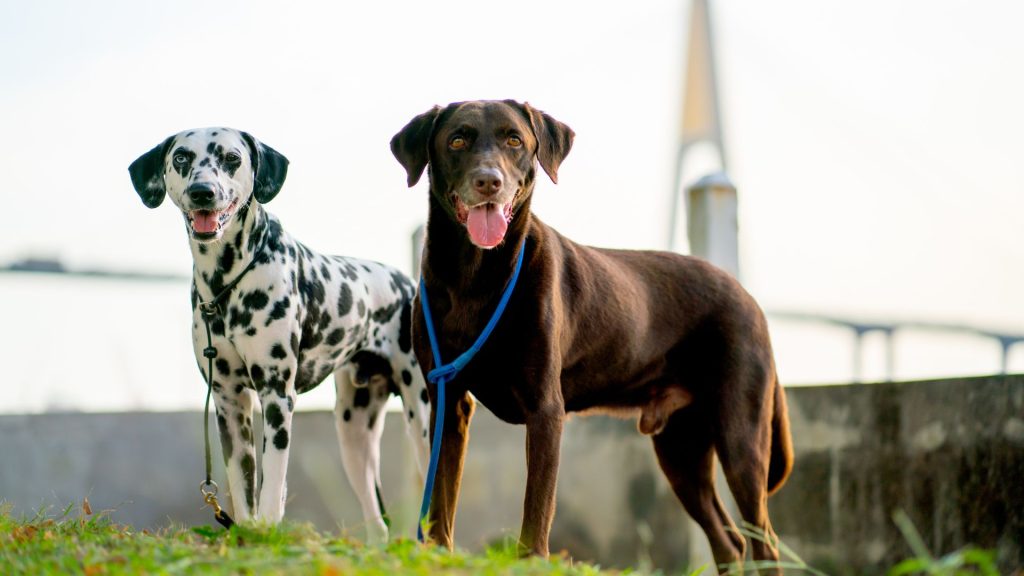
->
xmin=192 ymin=210 xmax=220 ymax=234
xmin=466 ymin=204 xmax=508 ymax=248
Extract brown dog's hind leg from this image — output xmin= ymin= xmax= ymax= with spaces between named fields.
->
xmin=427 ymin=390 xmax=475 ymax=549
xmin=715 ymin=362 xmax=783 ymax=575
xmin=653 ymin=412 xmax=744 ymax=573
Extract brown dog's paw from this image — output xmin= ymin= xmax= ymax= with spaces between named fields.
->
xmin=638 ymin=385 xmax=693 ymax=435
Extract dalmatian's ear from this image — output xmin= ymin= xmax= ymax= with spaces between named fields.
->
xmin=128 ymin=136 xmax=174 ymax=208
xmin=241 ymin=132 xmax=290 ymax=204
xmin=391 ymin=105 xmax=442 ymax=187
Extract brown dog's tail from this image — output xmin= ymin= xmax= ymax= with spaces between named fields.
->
xmin=767 ymin=371 xmax=794 ymax=495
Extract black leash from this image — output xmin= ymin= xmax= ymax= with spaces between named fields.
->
xmin=196 ymin=224 xmax=267 ymax=530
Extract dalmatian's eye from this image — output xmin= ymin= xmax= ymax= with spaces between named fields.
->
xmin=172 ymin=153 xmax=189 ymax=166
xmin=507 ymin=135 xmax=523 ymax=148
xmin=225 ymin=152 xmax=242 ymax=164
xmin=448 ymin=136 xmax=466 ymax=151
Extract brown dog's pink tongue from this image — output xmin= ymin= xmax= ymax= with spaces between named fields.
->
xmin=192 ymin=211 xmax=220 ymax=234
xmin=466 ymin=204 xmax=508 ymax=248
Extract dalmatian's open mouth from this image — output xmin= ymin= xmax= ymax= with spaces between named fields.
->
xmin=187 ymin=198 xmax=239 ymax=239
xmin=452 ymin=194 xmax=515 ymax=249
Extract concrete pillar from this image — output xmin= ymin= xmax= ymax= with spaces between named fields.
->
xmin=686 ymin=172 xmax=739 ymax=278
xmin=411 ymin=224 xmax=425 ymax=279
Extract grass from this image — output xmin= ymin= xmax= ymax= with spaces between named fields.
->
xmin=0 ymin=502 xmax=1002 ymax=576
xmin=0 ymin=501 xmax=626 ymax=576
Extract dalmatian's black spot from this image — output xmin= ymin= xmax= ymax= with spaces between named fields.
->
xmin=337 ymin=284 xmax=353 ymax=317
xmin=211 ymin=318 xmax=225 ymax=336
xmin=240 ymin=424 xmax=251 ymax=442
xmin=206 ymin=142 xmax=217 ymax=154
xmin=241 ymin=453 xmax=256 ymax=508
xmin=265 ymin=403 xmax=284 ymax=429
xmin=318 ymin=312 xmax=331 ymax=331
xmin=409 ymin=410 xmax=414 ymax=420
xmin=273 ymin=428 xmax=289 ymax=450
xmin=368 ymin=413 xmax=377 ymax=430
xmin=219 ymin=246 xmax=235 ymax=273
xmin=246 ymin=327 xmax=257 ymax=337
xmin=343 ymin=409 xmax=352 ymax=421
xmin=282 ymin=367 xmax=292 ymax=382
xmin=250 ymin=364 xmax=264 ymax=382
xmin=420 ymin=388 xmax=429 ymax=404
xmin=371 ymin=300 xmax=402 ymax=324
xmin=353 ymin=388 xmax=371 ymax=408
xmin=243 ymin=290 xmax=269 ymax=311
xmin=234 ymin=384 xmax=244 ymax=394
xmin=267 ymin=375 xmax=286 ymax=398
xmin=217 ymin=412 xmax=233 ymax=461
xmin=326 ymin=328 xmax=345 ymax=346
xmin=352 ymin=350 xmax=391 ymax=387
xmin=320 ymin=263 xmax=331 ymax=281
xmin=402 ymin=369 xmax=413 ymax=386
xmin=287 ymin=396 xmax=294 ymax=412
xmin=357 ymin=300 xmax=366 ymax=317
xmin=290 ymin=333 xmax=299 ymax=356
xmin=264 ymin=296 xmax=290 ymax=327
xmin=271 ymin=343 xmax=287 ymax=359
xmin=229 ymin=306 xmax=253 ymax=330
xmin=361 ymin=264 xmax=372 ymax=273
xmin=216 ymin=358 xmax=230 ymax=376
xmin=198 ymin=244 xmax=208 ymax=255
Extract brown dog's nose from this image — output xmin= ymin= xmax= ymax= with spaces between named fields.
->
xmin=470 ymin=168 xmax=503 ymax=196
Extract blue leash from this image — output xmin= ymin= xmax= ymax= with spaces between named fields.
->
xmin=416 ymin=242 xmax=526 ymax=542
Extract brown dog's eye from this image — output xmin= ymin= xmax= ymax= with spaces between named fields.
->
xmin=449 ymin=136 xmax=466 ymax=150
xmin=507 ymin=135 xmax=522 ymax=148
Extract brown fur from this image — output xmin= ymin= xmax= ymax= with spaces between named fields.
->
xmin=391 ymin=100 xmax=793 ymax=573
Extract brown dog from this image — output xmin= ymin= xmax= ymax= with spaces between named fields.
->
xmin=391 ymin=100 xmax=793 ymax=572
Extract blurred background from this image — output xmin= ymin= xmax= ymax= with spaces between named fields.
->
xmin=1 ymin=1 xmax=1022 ymax=572
xmin=2 ymin=1 xmax=1024 ymax=569
xmin=2 ymin=0 xmax=1022 ymax=413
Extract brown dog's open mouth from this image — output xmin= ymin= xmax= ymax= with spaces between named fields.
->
xmin=188 ymin=198 xmax=239 ymax=238
xmin=452 ymin=194 xmax=514 ymax=249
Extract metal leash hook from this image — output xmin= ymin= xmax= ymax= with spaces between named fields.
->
xmin=200 ymin=479 xmax=235 ymax=529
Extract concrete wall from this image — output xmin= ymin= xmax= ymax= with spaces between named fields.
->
xmin=1 ymin=375 xmax=1021 ymax=574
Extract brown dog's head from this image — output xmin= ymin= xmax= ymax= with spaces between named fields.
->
xmin=391 ymin=100 xmax=574 ymax=249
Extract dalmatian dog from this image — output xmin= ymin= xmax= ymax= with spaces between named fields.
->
xmin=128 ymin=128 xmax=430 ymax=541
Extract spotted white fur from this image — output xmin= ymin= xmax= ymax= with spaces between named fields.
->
xmin=129 ymin=128 xmax=429 ymax=541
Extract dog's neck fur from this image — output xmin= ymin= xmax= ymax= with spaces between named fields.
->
xmin=190 ymin=199 xmax=269 ymax=299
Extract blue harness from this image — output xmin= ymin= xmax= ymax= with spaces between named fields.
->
xmin=416 ymin=242 xmax=526 ymax=542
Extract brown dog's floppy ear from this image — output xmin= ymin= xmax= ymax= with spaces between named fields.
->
xmin=391 ymin=106 xmax=441 ymax=187
xmin=241 ymin=132 xmax=289 ymax=204
xmin=521 ymin=101 xmax=574 ymax=184
xmin=128 ymin=136 xmax=174 ymax=208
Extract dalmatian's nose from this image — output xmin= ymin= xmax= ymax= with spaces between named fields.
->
xmin=187 ymin=183 xmax=216 ymax=205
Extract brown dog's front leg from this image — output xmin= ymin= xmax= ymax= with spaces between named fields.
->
xmin=519 ymin=404 xmax=564 ymax=557
xmin=428 ymin=390 xmax=475 ymax=549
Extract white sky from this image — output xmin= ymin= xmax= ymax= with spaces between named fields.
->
xmin=1 ymin=0 xmax=1022 ymax=398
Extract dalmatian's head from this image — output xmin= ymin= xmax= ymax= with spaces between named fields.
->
xmin=129 ymin=128 xmax=288 ymax=242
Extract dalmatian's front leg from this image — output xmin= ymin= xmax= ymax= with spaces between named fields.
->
xmin=213 ymin=384 xmax=259 ymax=522
xmin=255 ymin=360 xmax=298 ymax=523
xmin=194 ymin=334 xmax=258 ymax=522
